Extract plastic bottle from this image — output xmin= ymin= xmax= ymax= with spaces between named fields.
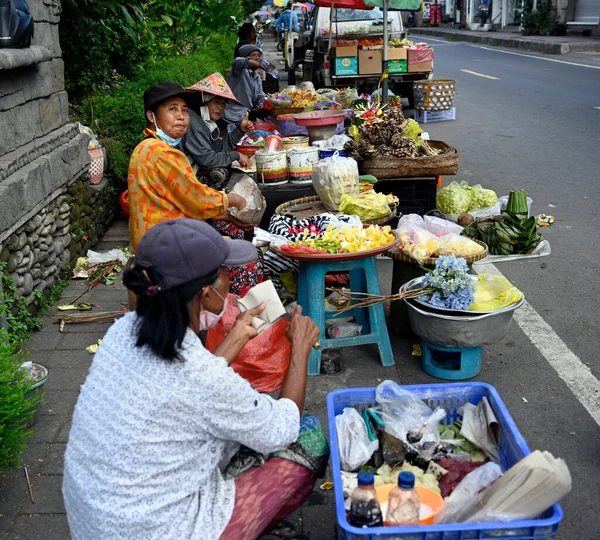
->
xmin=385 ymin=471 xmax=421 ymax=526
xmin=349 ymin=472 xmax=383 ymax=528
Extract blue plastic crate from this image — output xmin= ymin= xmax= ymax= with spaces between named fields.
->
xmin=327 ymin=382 xmax=564 ymax=540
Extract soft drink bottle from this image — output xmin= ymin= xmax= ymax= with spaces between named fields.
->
xmin=385 ymin=471 xmax=420 ymax=526
xmin=349 ymin=472 xmax=383 ymax=528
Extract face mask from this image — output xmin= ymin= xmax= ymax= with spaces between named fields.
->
xmin=151 ymin=113 xmax=182 ymax=147
xmin=199 ymin=286 xmax=228 ymax=331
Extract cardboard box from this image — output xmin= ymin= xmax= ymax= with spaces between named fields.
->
xmin=388 ymin=47 xmax=407 ymax=61
xmin=358 ymin=49 xmax=382 ymax=75
xmin=335 ymin=45 xmax=357 ymax=57
xmin=388 ymin=59 xmax=407 ymax=74
xmin=408 ymin=60 xmax=433 ymax=73
xmin=407 ymin=47 xmax=434 ymax=64
xmin=335 ymin=56 xmax=358 ymax=76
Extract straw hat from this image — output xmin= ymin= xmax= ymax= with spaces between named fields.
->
xmin=186 ymin=73 xmax=241 ymax=106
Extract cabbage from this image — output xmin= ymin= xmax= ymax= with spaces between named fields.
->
xmin=437 ymin=181 xmax=472 ymax=214
xmin=469 ymin=184 xmax=498 ymax=211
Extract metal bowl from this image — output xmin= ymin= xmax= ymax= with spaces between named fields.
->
xmin=400 ymin=277 xmax=525 ymax=347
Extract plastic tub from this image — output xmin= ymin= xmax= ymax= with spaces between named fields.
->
xmin=499 ymin=195 xmax=533 ymax=215
xmin=328 ymin=383 xmax=564 ymax=540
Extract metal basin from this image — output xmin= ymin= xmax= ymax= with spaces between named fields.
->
xmin=400 ymin=278 xmax=525 ymax=347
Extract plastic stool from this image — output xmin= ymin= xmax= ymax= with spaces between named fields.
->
xmin=421 ymin=341 xmax=482 ymax=380
xmin=297 ymin=256 xmax=395 ymax=376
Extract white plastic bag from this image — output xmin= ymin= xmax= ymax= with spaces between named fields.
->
xmin=312 ymin=154 xmax=359 ymax=211
xmin=375 ymin=381 xmax=445 ymax=444
xmin=87 ymin=249 xmax=128 ymax=265
xmin=229 ymin=176 xmax=267 ymax=225
xmin=324 ymin=214 xmax=363 ymax=229
xmin=394 ymin=223 xmax=442 ymax=263
xmin=423 ymin=215 xmax=463 ymax=237
xmin=327 ymin=321 xmax=362 ymax=339
xmin=336 ymin=407 xmax=379 ymax=472
xmin=397 ymin=213 xmax=424 ymax=228
xmin=435 ymin=463 xmax=504 ymax=524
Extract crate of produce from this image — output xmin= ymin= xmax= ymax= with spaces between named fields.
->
xmin=374 ymin=176 xmax=437 ymax=216
xmin=413 ymin=79 xmax=456 ymax=111
xmin=415 ymin=107 xmax=457 ymax=123
xmin=327 ymin=382 xmax=564 ymax=540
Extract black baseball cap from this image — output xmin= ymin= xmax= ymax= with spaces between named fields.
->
xmin=143 ymin=82 xmax=197 ymax=112
xmin=134 ymin=219 xmax=257 ymax=290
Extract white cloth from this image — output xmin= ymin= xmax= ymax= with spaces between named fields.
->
xmin=63 ymin=312 xmax=300 ymax=540
xmin=200 ymin=105 xmax=219 ymax=134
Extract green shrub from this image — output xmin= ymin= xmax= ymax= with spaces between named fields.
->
xmin=74 ymin=34 xmax=236 ymax=186
xmin=0 ymin=331 xmax=41 ymax=473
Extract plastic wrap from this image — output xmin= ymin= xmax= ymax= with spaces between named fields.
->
xmin=228 ymin=176 xmax=267 ymax=225
xmin=312 ymin=154 xmax=360 ymax=211
xmin=438 ymin=234 xmax=485 ymax=257
xmin=423 ymin=215 xmax=463 ymax=237
xmin=327 ymin=321 xmax=363 ymax=339
xmin=470 ymin=274 xmax=524 ymax=312
xmin=437 ymin=181 xmax=473 ymax=215
xmin=469 ymin=184 xmax=499 ymax=211
xmin=338 ymin=192 xmax=391 ymax=221
xmin=396 ymin=223 xmax=442 ymax=263
xmin=336 ymin=407 xmax=379 ymax=472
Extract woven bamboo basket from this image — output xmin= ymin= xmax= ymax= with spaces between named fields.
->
xmin=272 ymin=106 xmax=305 ymax=118
xmin=387 ymin=239 xmax=488 ymax=266
xmin=413 ymin=79 xmax=456 ymax=111
xmin=275 ymin=195 xmax=397 ymax=226
xmin=359 ymin=141 xmax=459 ymax=179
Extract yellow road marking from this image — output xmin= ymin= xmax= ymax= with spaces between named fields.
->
xmin=461 ymin=69 xmax=500 ymax=80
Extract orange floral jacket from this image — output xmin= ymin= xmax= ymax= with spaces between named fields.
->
xmin=128 ymin=129 xmax=228 ymax=253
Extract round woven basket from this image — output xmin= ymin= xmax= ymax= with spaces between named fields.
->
xmin=272 ymin=106 xmax=305 ymax=118
xmin=413 ymin=79 xmax=456 ymax=111
xmin=387 ymin=239 xmax=488 ymax=266
xmin=275 ymin=195 xmax=397 ymax=226
xmin=359 ymin=141 xmax=459 ymax=179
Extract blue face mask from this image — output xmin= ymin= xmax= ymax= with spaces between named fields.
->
xmin=152 ymin=113 xmax=182 ymax=147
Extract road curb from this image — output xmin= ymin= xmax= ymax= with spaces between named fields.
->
xmin=410 ymin=28 xmax=571 ymax=55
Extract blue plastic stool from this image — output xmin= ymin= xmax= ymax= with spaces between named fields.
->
xmin=421 ymin=341 xmax=483 ymax=380
xmin=297 ymin=256 xmax=395 ymax=376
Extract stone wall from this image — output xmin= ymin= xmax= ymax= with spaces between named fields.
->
xmin=0 ymin=1 xmax=116 ymax=309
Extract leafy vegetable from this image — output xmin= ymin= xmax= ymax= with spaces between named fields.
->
xmin=506 ymin=189 xmax=529 ymax=214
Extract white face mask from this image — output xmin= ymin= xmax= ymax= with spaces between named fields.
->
xmin=199 ymin=286 xmax=228 ymax=331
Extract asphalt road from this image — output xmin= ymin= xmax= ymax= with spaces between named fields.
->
xmin=264 ymin=33 xmax=600 ymax=538
xmin=412 ymin=37 xmax=600 ymax=539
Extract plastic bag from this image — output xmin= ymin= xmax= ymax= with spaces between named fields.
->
xmin=375 ymin=381 xmax=445 ymax=445
xmin=396 ymin=223 xmax=441 ymax=263
xmin=473 ymin=239 xmax=551 ymax=264
xmin=469 ymin=184 xmax=499 ymax=211
xmin=87 ymin=249 xmax=128 ymax=265
xmin=339 ymin=192 xmax=391 ymax=221
xmin=423 ymin=215 xmax=463 ymax=237
xmin=313 ymin=100 xmax=343 ymax=111
xmin=469 ymin=202 xmax=501 ymax=219
xmin=205 ymin=295 xmax=290 ymax=393
xmin=435 ymin=463 xmax=504 ymax=524
xmin=314 ymin=133 xmax=353 ymax=151
xmin=336 ymin=407 xmax=379 ymax=472
xmin=437 ymin=181 xmax=473 ymax=215
xmin=397 ymin=214 xmax=424 ymax=228
xmin=229 ymin=176 xmax=267 ymax=225
xmin=312 ymin=154 xmax=360 ymax=211
xmin=327 ymin=321 xmax=362 ymax=339
xmin=470 ymin=274 xmax=523 ymax=312
xmin=336 ymin=88 xmax=360 ymax=109
xmin=438 ymin=234 xmax=486 ymax=257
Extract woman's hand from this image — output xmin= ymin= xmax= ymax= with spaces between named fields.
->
xmin=218 ymin=211 xmax=255 ymax=232
xmin=239 ymin=114 xmax=254 ymax=133
xmin=285 ymin=305 xmax=320 ymax=355
xmin=214 ymin=303 xmax=266 ymax=365
xmin=227 ymin=193 xmax=247 ymax=210
xmin=237 ymin=153 xmax=252 ymax=168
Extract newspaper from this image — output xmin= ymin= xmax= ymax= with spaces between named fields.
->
xmin=460 ymin=397 xmax=501 ymax=463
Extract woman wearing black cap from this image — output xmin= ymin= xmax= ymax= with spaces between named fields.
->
xmin=64 ymin=219 xmax=323 ymax=540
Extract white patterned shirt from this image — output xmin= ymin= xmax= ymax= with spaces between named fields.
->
xmin=63 ymin=312 xmax=299 ymax=539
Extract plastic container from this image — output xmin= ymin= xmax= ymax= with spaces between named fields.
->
xmin=264 ymin=134 xmax=283 ymax=152
xmin=282 ymin=136 xmax=309 ymax=150
xmin=499 ymin=195 xmax=533 ymax=215
xmin=255 ymin=149 xmax=288 ymax=185
xmin=327 ymin=382 xmax=564 ymax=540
xmin=349 ymin=472 xmax=383 ymax=528
xmin=287 ymin=146 xmax=319 ymax=184
xmin=384 ymin=471 xmax=420 ymax=526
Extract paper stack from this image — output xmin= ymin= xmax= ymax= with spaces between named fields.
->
xmin=235 ymin=280 xmax=286 ymax=334
xmin=467 ymin=450 xmax=572 ymax=523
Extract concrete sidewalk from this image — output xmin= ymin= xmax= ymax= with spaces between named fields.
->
xmin=0 ymin=216 xmax=423 ymax=539
xmin=410 ymin=26 xmax=600 ymax=54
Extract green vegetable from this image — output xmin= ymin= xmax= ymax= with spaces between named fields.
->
xmin=506 ymin=189 xmax=528 ymax=214
xmin=469 ymin=184 xmax=499 ymax=211
xmin=437 ymin=181 xmax=473 ymax=214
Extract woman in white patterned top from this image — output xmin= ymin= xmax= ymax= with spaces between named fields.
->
xmin=63 ymin=219 xmax=321 ymax=540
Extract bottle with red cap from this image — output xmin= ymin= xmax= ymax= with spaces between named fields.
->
xmin=349 ymin=472 xmax=383 ymax=528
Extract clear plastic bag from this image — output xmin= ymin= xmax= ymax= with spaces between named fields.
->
xmin=327 ymin=321 xmax=363 ymax=339
xmin=438 ymin=234 xmax=485 ymax=257
xmin=434 ymin=463 xmax=504 ymax=524
xmin=423 ymin=215 xmax=463 ymax=237
xmin=336 ymin=407 xmax=379 ymax=472
xmin=470 ymin=274 xmax=523 ymax=312
xmin=87 ymin=249 xmax=128 ymax=265
xmin=469 ymin=184 xmax=499 ymax=211
xmin=395 ymin=223 xmax=441 ymax=263
xmin=437 ymin=180 xmax=473 ymax=215
xmin=312 ymin=154 xmax=360 ymax=211
xmin=339 ymin=192 xmax=391 ymax=221
xmin=397 ymin=214 xmax=424 ymax=228
xmin=469 ymin=202 xmax=501 ymax=219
